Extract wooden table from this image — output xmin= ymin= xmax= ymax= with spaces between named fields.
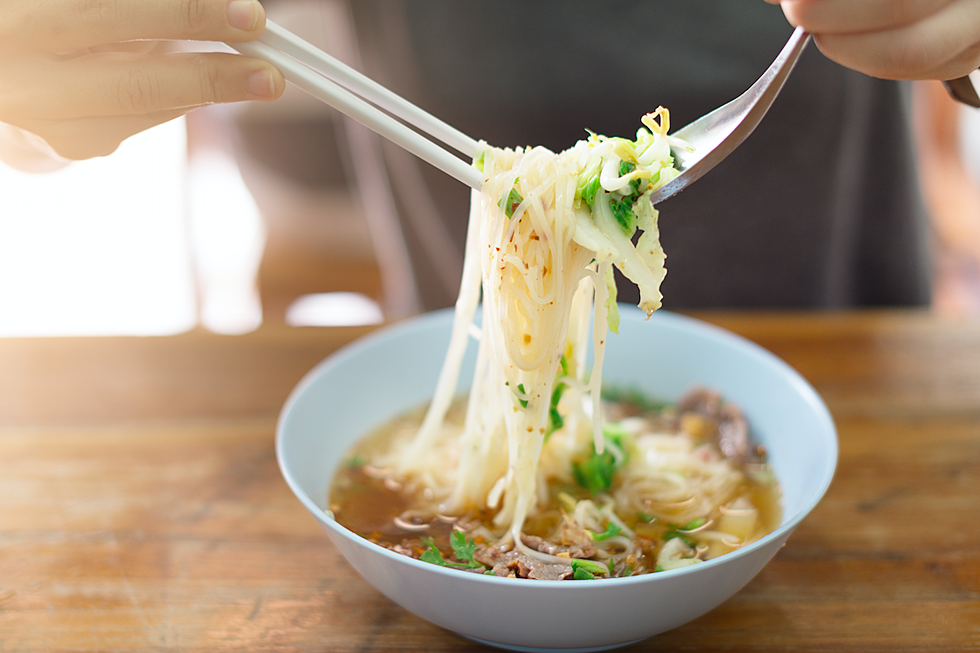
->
xmin=1 ymin=311 xmax=978 ymax=652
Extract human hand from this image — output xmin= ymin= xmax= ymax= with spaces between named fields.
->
xmin=769 ymin=0 xmax=980 ymax=80
xmin=0 ymin=0 xmax=285 ymax=164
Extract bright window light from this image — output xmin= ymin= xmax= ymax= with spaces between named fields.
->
xmin=0 ymin=119 xmax=196 ymax=337
xmin=285 ymin=292 xmax=383 ymax=327
xmin=186 ymin=148 xmax=266 ymax=335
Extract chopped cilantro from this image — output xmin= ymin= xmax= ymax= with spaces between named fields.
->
xmin=450 ymin=530 xmax=479 ymax=565
xmin=419 ymin=535 xmax=483 ymax=570
xmin=419 ymin=538 xmax=448 ymax=566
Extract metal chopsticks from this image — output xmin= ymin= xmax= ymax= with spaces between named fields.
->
xmin=230 ymin=20 xmax=484 ymax=190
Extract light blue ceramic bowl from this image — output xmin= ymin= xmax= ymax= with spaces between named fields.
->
xmin=277 ymin=308 xmax=837 ymax=652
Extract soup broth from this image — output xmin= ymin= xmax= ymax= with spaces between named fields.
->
xmin=330 ymin=387 xmax=780 ymax=580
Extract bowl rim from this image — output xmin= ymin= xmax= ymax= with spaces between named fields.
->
xmin=276 ymin=307 xmax=838 ymax=588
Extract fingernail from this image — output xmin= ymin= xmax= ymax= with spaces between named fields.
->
xmin=228 ymin=0 xmax=260 ymax=30
xmin=246 ymin=68 xmax=276 ymax=98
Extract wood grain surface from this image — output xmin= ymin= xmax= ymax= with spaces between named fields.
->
xmin=0 ymin=311 xmax=978 ymax=652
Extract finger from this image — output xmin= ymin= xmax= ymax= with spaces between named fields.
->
xmin=808 ymin=0 xmax=980 ymax=78
xmin=17 ymin=108 xmax=202 ymax=160
xmin=779 ymin=0 xmax=955 ymax=34
xmin=3 ymin=51 xmax=284 ymax=122
xmin=4 ymin=0 xmax=268 ymax=53
xmin=88 ymin=41 xmax=166 ymax=55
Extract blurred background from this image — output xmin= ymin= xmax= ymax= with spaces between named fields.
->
xmin=1 ymin=0 xmax=979 ymax=338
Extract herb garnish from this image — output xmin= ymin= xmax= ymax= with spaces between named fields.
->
xmin=664 ymin=518 xmax=706 ymax=548
xmin=499 ymin=187 xmax=523 ymax=218
xmin=570 ymin=558 xmax=608 ymax=580
xmin=572 ymin=423 xmax=630 ymax=493
xmin=591 ymin=522 xmax=622 ymax=542
xmin=419 ymin=532 xmax=484 ymax=570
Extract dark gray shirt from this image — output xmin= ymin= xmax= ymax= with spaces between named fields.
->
xmin=351 ymin=0 xmax=932 ymax=309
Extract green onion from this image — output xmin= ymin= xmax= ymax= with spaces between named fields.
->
xmin=571 ymin=425 xmax=629 ymax=494
xmin=573 ymin=567 xmax=594 ymax=580
xmin=546 ymin=381 xmax=567 ymax=436
xmin=505 ymin=381 xmax=529 ymax=408
xmin=570 ymin=558 xmax=608 ymax=580
xmin=346 ymin=453 xmax=368 ymax=468
xmin=572 ymin=451 xmax=616 ymax=494
xmin=499 ymin=187 xmax=523 ymax=218
xmin=663 ymin=524 xmax=696 ymax=548
xmin=591 ymin=522 xmax=622 ymax=542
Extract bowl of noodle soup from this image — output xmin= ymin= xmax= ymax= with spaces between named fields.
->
xmin=277 ymin=307 xmax=837 ymax=652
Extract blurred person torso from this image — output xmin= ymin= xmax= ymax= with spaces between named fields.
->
xmin=348 ymin=0 xmax=931 ymax=310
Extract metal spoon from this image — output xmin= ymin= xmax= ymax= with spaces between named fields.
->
xmin=648 ymin=27 xmax=811 ymax=205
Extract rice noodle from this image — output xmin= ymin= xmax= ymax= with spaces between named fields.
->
xmin=375 ymin=114 xmax=740 ymax=553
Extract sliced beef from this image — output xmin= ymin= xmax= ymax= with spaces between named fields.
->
xmin=676 ymin=387 xmax=764 ymax=464
xmin=473 ymin=544 xmax=574 ymax=580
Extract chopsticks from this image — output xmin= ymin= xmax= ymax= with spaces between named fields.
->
xmin=230 ymin=21 xmax=484 ymax=190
